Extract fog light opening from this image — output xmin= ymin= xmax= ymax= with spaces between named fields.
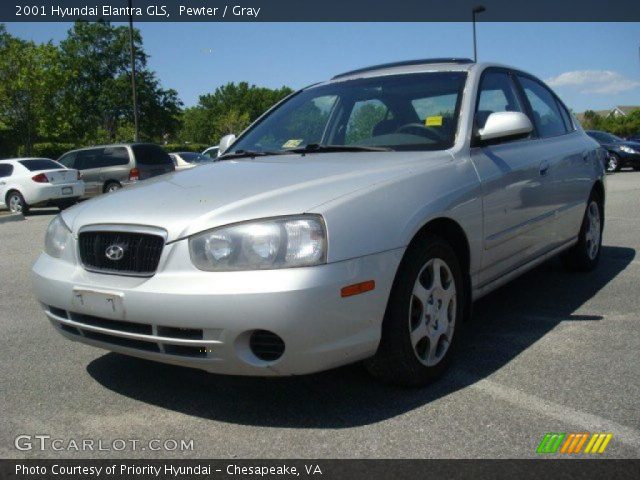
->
xmin=249 ymin=330 xmax=285 ymax=362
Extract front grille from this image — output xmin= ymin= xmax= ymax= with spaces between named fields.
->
xmin=78 ymin=231 xmax=164 ymax=276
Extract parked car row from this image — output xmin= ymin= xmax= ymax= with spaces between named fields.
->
xmin=586 ymin=130 xmax=640 ymax=173
xmin=1 ymin=142 xmax=220 ymax=213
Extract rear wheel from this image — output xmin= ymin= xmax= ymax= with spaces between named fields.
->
xmin=7 ymin=191 xmax=28 ymax=214
xmin=104 ymin=181 xmax=122 ymax=193
xmin=365 ymin=234 xmax=464 ymax=386
xmin=561 ymin=192 xmax=603 ymax=271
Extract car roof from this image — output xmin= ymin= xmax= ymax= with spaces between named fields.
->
xmin=64 ymin=143 xmax=158 ymax=153
xmin=323 ymin=59 xmax=519 ymax=84
xmin=0 ymin=157 xmax=53 ymax=163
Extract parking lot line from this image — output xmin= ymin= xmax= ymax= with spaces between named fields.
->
xmin=462 ymin=372 xmax=640 ymax=450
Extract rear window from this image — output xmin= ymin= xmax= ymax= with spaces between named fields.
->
xmin=19 ymin=159 xmax=63 ymax=171
xmin=0 ymin=164 xmax=14 ymax=178
xmin=131 ymin=144 xmax=172 ymax=166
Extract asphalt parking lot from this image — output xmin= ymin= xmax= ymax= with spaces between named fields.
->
xmin=1 ymin=173 xmax=639 ymax=459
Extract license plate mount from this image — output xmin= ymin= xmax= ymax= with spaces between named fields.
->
xmin=72 ymin=288 xmax=125 ymax=319
xmin=61 ymin=187 xmax=73 ymax=195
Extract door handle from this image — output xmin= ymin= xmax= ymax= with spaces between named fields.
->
xmin=0 ymin=181 xmax=6 ymax=185
xmin=539 ymin=161 xmax=550 ymax=176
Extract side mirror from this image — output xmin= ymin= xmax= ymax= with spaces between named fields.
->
xmin=218 ymin=134 xmax=237 ymax=156
xmin=477 ymin=111 xmax=533 ymax=143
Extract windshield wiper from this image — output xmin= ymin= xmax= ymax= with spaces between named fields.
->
xmin=290 ymin=144 xmax=393 ymax=154
xmin=218 ymin=149 xmax=293 ymax=160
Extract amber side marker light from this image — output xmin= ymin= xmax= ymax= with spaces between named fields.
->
xmin=341 ymin=280 xmax=375 ymax=297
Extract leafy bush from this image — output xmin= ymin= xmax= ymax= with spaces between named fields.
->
xmin=163 ymin=143 xmax=210 ymax=153
xmin=18 ymin=142 xmax=77 ymax=160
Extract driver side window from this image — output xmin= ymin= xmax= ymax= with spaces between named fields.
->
xmin=476 ymin=71 xmax=525 ymax=133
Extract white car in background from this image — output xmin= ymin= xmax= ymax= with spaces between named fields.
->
xmin=0 ymin=158 xmax=84 ymax=214
xmin=169 ymin=152 xmax=211 ymax=171
xmin=202 ymin=145 xmax=219 ymax=159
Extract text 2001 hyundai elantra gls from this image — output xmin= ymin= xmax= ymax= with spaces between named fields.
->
xmin=32 ymin=59 xmax=606 ymax=386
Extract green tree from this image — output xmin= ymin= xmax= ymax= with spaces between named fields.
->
xmin=59 ymin=20 xmax=181 ymax=143
xmin=0 ymin=30 xmax=63 ymax=154
xmin=180 ymin=82 xmax=293 ymax=144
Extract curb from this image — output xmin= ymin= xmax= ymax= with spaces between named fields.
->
xmin=0 ymin=213 xmax=25 ymax=224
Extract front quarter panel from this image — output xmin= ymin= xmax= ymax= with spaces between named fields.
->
xmin=313 ymin=155 xmax=483 ymax=275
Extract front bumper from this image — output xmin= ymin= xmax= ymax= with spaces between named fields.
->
xmin=616 ymin=150 xmax=640 ymax=167
xmin=32 ymin=246 xmax=403 ymax=376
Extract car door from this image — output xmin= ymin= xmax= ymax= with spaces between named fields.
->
xmin=99 ymin=146 xmax=131 ymax=184
xmin=0 ymin=163 xmax=14 ymax=205
xmin=75 ymin=148 xmax=104 ymax=197
xmin=470 ymin=69 xmax=557 ymax=287
xmin=515 ymin=74 xmax=593 ymax=246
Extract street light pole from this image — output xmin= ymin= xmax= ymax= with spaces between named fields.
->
xmin=472 ymin=5 xmax=486 ymax=62
xmin=128 ymin=0 xmax=140 ymax=142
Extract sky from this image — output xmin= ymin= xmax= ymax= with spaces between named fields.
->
xmin=5 ymin=22 xmax=640 ymax=112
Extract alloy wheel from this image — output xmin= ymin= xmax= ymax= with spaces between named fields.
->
xmin=8 ymin=194 xmax=22 ymax=213
xmin=408 ymin=257 xmax=457 ymax=367
xmin=585 ymin=201 xmax=601 ymax=260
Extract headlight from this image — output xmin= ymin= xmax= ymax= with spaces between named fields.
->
xmin=620 ymin=145 xmax=638 ymax=154
xmin=189 ymin=215 xmax=326 ymax=271
xmin=44 ymin=215 xmax=71 ymax=258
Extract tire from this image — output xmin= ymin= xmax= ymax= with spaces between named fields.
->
xmin=605 ymin=153 xmax=619 ymax=173
xmin=633 ymin=165 xmax=640 ymax=172
xmin=104 ymin=181 xmax=122 ymax=193
xmin=6 ymin=191 xmax=29 ymax=215
xmin=365 ymin=234 xmax=465 ymax=386
xmin=561 ymin=191 xmax=603 ymax=272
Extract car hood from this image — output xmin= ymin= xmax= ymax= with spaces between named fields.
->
xmin=62 ymin=151 xmax=451 ymax=241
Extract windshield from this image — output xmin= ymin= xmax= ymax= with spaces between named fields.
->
xmin=589 ymin=131 xmax=623 ymax=143
xmin=229 ymin=72 xmax=467 ymax=155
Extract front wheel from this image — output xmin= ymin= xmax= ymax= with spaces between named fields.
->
xmin=561 ymin=193 xmax=603 ymax=271
xmin=365 ymin=234 xmax=464 ymax=386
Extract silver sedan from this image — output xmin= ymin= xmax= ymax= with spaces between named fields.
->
xmin=32 ymin=59 xmax=605 ymax=386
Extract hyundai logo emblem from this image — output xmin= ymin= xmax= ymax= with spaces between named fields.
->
xmin=105 ymin=244 xmax=125 ymax=261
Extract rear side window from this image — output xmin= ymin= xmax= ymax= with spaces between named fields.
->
xmin=75 ymin=149 xmax=104 ymax=170
xmin=476 ymin=71 xmax=525 ymax=130
xmin=18 ymin=159 xmax=63 ymax=171
xmin=557 ymin=101 xmax=574 ymax=132
xmin=0 ymin=164 xmax=13 ymax=178
xmin=102 ymin=147 xmax=130 ymax=167
xmin=517 ymin=76 xmax=568 ymax=138
xmin=58 ymin=151 xmax=77 ymax=168
xmin=131 ymin=144 xmax=172 ymax=166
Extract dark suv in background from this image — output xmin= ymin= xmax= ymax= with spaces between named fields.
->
xmin=586 ymin=130 xmax=640 ymax=172
xmin=57 ymin=143 xmax=174 ymax=197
